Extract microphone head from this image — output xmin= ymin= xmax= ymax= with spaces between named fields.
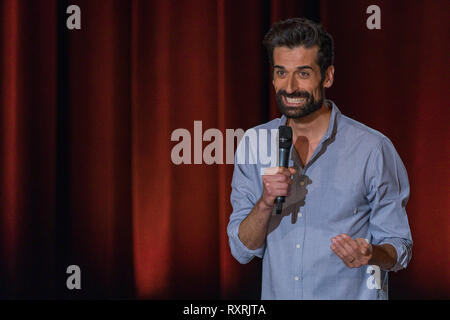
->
xmin=278 ymin=125 xmax=292 ymax=149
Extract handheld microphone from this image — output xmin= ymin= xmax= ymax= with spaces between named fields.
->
xmin=275 ymin=125 xmax=292 ymax=214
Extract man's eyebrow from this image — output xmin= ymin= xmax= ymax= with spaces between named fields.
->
xmin=296 ymin=65 xmax=313 ymax=71
xmin=273 ymin=65 xmax=314 ymax=70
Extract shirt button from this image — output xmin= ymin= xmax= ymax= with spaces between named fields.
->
xmin=294 ymin=276 xmax=299 ymax=281
xmin=299 ymin=181 xmax=305 ymax=186
xmin=296 ymin=244 xmax=300 ymax=248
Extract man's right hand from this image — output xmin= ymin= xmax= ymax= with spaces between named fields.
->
xmin=260 ymin=166 xmax=296 ymax=209
xmin=238 ymin=166 xmax=296 ymax=250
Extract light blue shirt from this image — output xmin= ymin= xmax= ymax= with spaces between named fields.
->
xmin=227 ymin=100 xmax=412 ymax=300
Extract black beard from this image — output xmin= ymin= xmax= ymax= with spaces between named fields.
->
xmin=276 ymin=88 xmax=324 ymax=119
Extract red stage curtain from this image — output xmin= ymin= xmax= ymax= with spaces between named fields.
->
xmin=0 ymin=0 xmax=58 ymax=298
xmin=0 ymin=0 xmax=448 ymax=299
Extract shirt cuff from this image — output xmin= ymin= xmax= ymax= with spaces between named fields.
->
xmin=379 ymin=238 xmax=412 ymax=272
xmin=228 ymin=221 xmax=265 ymax=264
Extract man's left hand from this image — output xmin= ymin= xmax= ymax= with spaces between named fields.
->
xmin=330 ymin=234 xmax=372 ymax=268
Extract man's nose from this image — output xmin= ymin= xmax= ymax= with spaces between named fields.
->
xmin=285 ymin=74 xmax=299 ymax=94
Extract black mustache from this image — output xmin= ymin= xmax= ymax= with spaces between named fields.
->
xmin=278 ymin=90 xmax=310 ymax=99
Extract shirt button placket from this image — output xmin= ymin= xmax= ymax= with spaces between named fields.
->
xmin=294 ymin=209 xmax=304 ymax=297
xmin=300 ymin=208 xmax=306 ymax=299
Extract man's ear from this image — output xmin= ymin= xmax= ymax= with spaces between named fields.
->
xmin=323 ymin=65 xmax=335 ymax=88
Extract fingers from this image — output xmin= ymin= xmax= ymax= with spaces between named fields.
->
xmin=262 ymin=180 xmax=290 ymax=197
xmin=262 ymin=167 xmax=294 ymax=190
xmin=261 ymin=167 xmax=296 ymax=204
xmin=339 ymin=234 xmax=363 ymax=260
xmin=264 ymin=166 xmax=296 ymax=176
xmin=263 ymin=167 xmax=295 ymax=185
xmin=331 ymin=235 xmax=357 ymax=267
xmin=356 ymin=238 xmax=372 ymax=256
xmin=330 ymin=234 xmax=372 ymax=268
xmin=277 ymin=166 xmax=296 ymax=176
xmin=261 ymin=177 xmax=290 ymax=200
xmin=263 ymin=167 xmax=279 ymax=175
xmin=264 ymin=174 xmax=293 ymax=184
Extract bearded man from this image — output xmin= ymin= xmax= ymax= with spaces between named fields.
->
xmin=227 ymin=18 xmax=412 ymax=300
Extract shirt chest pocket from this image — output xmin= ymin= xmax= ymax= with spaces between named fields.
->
xmin=308 ymin=171 xmax=367 ymax=217
xmin=315 ymin=175 xmax=368 ymax=216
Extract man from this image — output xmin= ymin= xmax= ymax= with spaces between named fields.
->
xmin=227 ymin=18 xmax=412 ymax=300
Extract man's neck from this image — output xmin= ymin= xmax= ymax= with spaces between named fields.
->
xmin=287 ymin=102 xmax=332 ymax=144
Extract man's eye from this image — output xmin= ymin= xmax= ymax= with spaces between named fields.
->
xmin=299 ymin=72 xmax=310 ymax=78
xmin=276 ymin=70 xmax=286 ymax=76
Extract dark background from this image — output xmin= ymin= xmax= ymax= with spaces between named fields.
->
xmin=0 ymin=0 xmax=449 ymax=299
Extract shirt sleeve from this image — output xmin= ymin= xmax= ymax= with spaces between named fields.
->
xmin=227 ymin=139 xmax=266 ymax=264
xmin=365 ymin=137 xmax=413 ymax=272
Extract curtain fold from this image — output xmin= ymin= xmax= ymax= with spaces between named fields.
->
xmin=0 ymin=0 xmax=58 ymax=298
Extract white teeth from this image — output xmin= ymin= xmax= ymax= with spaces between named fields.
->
xmin=285 ymin=97 xmax=305 ymax=104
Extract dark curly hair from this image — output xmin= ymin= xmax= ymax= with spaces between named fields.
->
xmin=263 ymin=18 xmax=334 ymax=79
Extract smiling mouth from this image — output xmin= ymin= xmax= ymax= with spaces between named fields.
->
xmin=282 ymin=96 xmax=307 ymax=107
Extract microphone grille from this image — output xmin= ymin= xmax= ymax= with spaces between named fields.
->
xmin=278 ymin=125 xmax=292 ymax=149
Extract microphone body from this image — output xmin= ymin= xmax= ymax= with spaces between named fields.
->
xmin=275 ymin=125 xmax=292 ymax=214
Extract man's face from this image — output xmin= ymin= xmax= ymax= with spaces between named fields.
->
xmin=272 ymin=46 xmax=333 ymax=119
